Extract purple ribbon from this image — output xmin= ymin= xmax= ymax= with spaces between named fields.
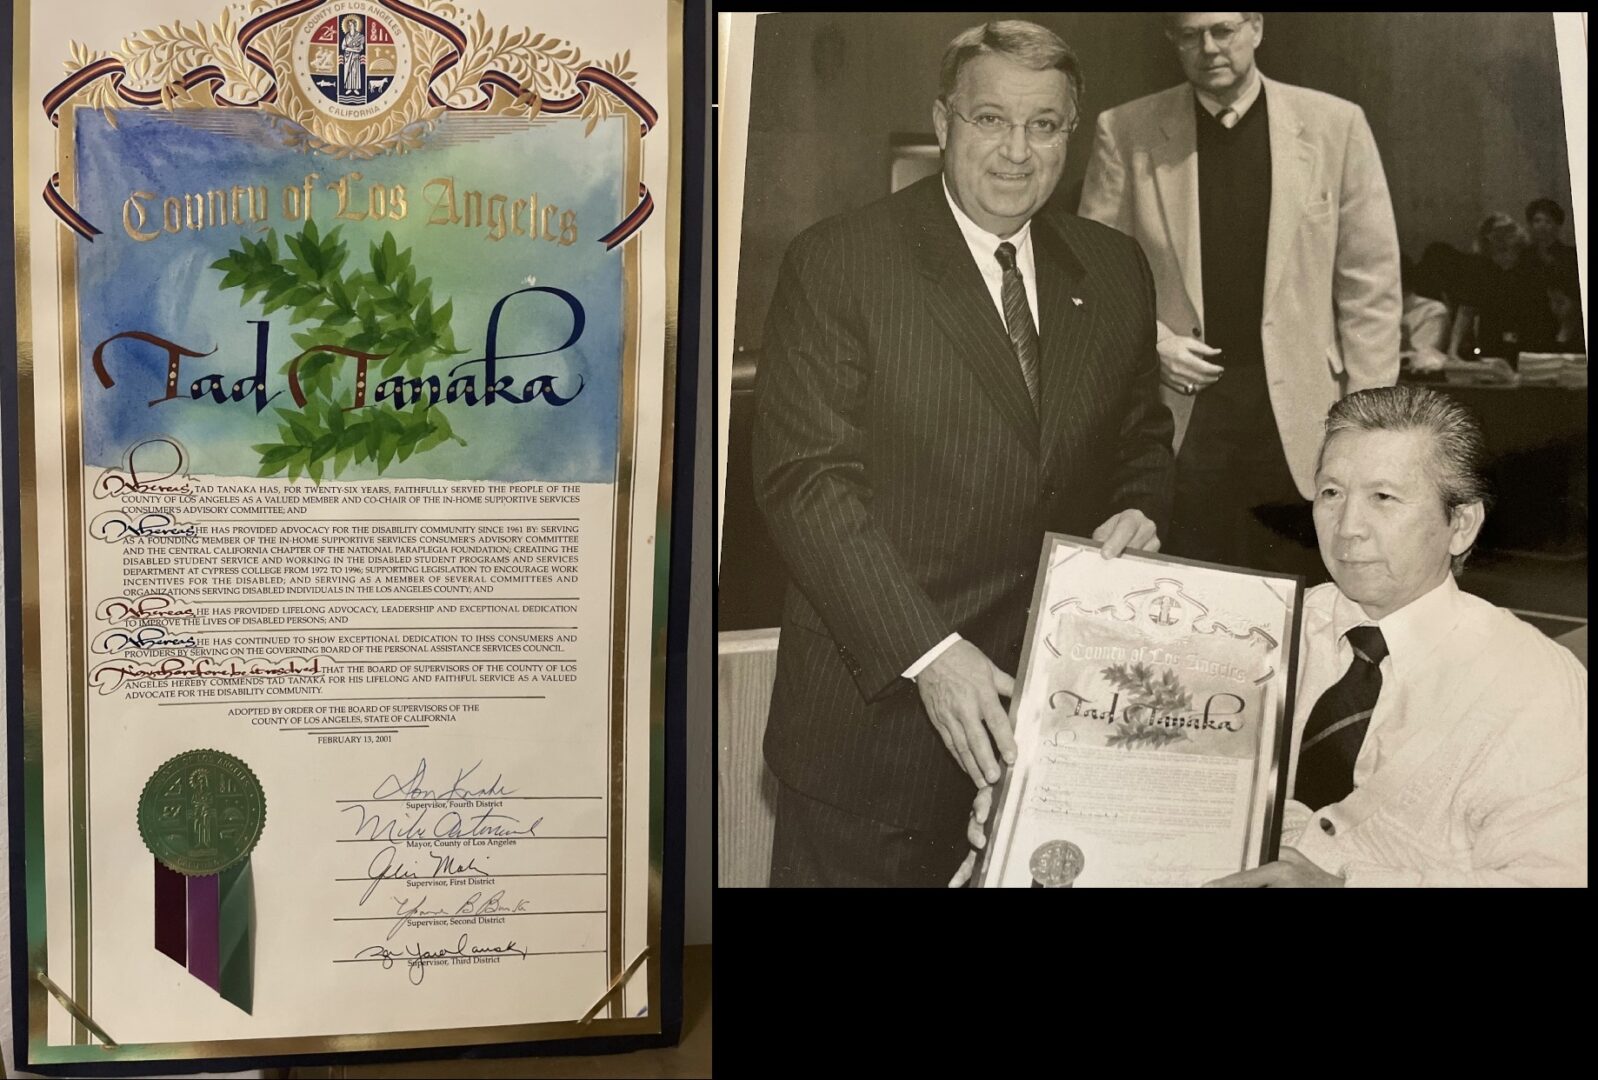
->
xmin=186 ymin=872 xmax=221 ymax=991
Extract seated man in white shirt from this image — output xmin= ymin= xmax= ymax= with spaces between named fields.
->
xmin=953 ymin=383 xmax=1587 ymax=887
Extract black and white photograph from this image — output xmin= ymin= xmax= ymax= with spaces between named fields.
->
xmin=717 ymin=12 xmax=1587 ymax=888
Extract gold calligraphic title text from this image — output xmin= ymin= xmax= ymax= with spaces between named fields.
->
xmin=122 ymin=173 xmax=579 ymax=246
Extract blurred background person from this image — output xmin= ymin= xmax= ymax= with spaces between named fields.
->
xmin=1547 ymin=283 xmax=1585 ymax=352
xmin=1448 ymin=211 xmax=1552 ymax=365
xmin=1523 ymin=197 xmax=1584 ymax=354
xmin=1401 ymin=251 xmax=1450 ymax=373
xmin=1522 ymin=196 xmax=1580 ymax=302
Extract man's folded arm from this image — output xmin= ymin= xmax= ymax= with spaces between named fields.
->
xmin=751 ymin=230 xmax=952 ymax=699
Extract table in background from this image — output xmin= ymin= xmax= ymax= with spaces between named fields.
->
xmin=1403 ymin=376 xmax=1587 ymax=557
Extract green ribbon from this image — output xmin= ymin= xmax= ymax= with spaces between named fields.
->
xmin=217 ymin=859 xmax=254 ymax=1014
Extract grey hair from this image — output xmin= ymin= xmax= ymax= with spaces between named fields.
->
xmin=939 ymin=21 xmax=1083 ymax=111
xmin=1321 ymin=385 xmax=1491 ymax=574
xmin=1162 ymin=12 xmax=1263 ymax=28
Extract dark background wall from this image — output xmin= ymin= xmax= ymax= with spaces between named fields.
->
xmin=731 ymin=11 xmax=1576 ymax=357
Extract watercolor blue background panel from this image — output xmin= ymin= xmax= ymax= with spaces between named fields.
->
xmin=72 ymin=108 xmax=626 ymax=483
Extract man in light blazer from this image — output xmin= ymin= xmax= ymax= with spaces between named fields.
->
xmin=1079 ymin=11 xmax=1400 ymax=579
xmin=752 ymin=21 xmax=1174 ymax=887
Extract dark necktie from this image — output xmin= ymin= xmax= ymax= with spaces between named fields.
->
xmin=994 ymin=242 xmax=1040 ymax=411
xmin=1294 ymin=625 xmax=1388 ymax=810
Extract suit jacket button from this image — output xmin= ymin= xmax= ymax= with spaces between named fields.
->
xmin=1319 ymin=818 xmax=1336 ymax=836
xmin=1191 ymin=326 xmax=1203 ymax=338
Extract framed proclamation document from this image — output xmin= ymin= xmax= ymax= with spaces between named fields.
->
xmin=977 ymin=535 xmax=1302 ymax=889
xmin=5 ymin=0 xmax=698 ymax=1070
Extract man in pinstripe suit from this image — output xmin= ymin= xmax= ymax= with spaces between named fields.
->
xmin=752 ymin=21 xmax=1175 ymax=887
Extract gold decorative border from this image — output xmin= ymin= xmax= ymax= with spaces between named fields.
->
xmin=46 ymin=0 xmax=649 ymax=159
xmin=606 ymin=108 xmax=642 ymax=1020
xmin=40 ymin=0 xmax=658 ymax=248
xmin=55 ymin=102 xmax=91 ymax=1046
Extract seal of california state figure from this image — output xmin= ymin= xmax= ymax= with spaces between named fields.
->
xmin=138 ymin=749 xmax=266 ymax=876
xmin=291 ymin=0 xmax=414 ymax=124
xmin=1029 ymin=839 xmax=1085 ymax=888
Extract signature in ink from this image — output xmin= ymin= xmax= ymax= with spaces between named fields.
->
xmin=382 ymin=889 xmax=530 ymax=940
xmin=342 ymin=803 xmax=543 ymax=842
xmin=353 ymin=933 xmax=527 ymax=985
xmin=370 ymin=758 xmax=518 ymax=801
xmin=358 ymin=846 xmax=493 ymax=905
xmin=432 ymin=851 xmax=488 ymax=878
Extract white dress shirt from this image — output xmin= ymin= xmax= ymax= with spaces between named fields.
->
xmin=1283 ymin=577 xmax=1587 ymax=886
xmin=901 ymin=183 xmax=1044 ymax=681
xmin=942 ymin=178 xmax=1041 ymax=329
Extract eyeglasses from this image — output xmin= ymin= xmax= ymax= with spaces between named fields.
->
xmin=945 ymin=106 xmax=1076 ymax=148
xmin=1167 ymin=19 xmax=1249 ymax=52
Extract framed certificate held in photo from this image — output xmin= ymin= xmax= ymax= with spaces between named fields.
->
xmin=977 ymin=534 xmax=1303 ymax=888
xmin=5 ymin=0 xmax=698 ymax=1070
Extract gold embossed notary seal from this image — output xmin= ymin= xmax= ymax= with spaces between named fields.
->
xmin=138 ymin=749 xmax=267 ymax=875
xmin=1030 ymin=840 xmax=1085 ymax=888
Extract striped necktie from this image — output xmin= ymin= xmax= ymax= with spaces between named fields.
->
xmin=994 ymin=241 xmax=1040 ymax=411
xmin=1294 ymin=625 xmax=1388 ymax=810
xmin=1217 ymin=106 xmax=1239 ymax=128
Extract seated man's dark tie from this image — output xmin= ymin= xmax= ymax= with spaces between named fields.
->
xmin=994 ymin=241 xmax=1040 ymax=410
xmin=1294 ymin=625 xmax=1388 ymax=810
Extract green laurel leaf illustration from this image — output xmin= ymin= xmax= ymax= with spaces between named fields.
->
xmin=1100 ymin=662 xmax=1193 ymax=751
xmin=211 ymin=222 xmax=467 ymax=481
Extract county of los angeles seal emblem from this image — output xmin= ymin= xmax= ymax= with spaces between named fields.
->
xmin=1030 ymin=839 xmax=1086 ymax=888
xmin=138 ymin=749 xmax=266 ymax=876
xmin=291 ymin=0 xmax=414 ymax=124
